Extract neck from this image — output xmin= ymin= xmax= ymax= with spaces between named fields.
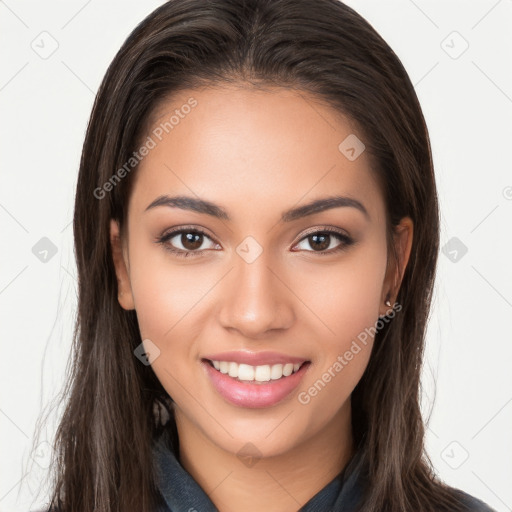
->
xmin=174 ymin=400 xmax=354 ymax=512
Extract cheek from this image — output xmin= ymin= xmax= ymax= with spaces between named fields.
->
xmin=126 ymin=243 xmax=222 ymax=403
xmin=293 ymin=241 xmax=386 ymax=412
xmin=129 ymin=257 xmax=205 ymax=398
xmin=294 ymin=238 xmax=387 ymax=347
xmin=127 ymin=241 xmax=211 ymax=342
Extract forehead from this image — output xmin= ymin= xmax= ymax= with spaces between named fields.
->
xmin=129 ymin=85 xmax=385 ymax=224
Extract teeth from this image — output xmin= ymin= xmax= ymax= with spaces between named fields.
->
xmin=270 ymin=364 xmax=283 ymax=380
xmin=209 ymin=360 xmax=304 ymax=382
xmin=228 ymin=362 xmax=238 ymax=377
xmin=254 ymin=364 xmax=270 ymax=381
xmin=238 ymin=364 xmax=254 ymax=380
xmin=283 ymin=363 xmax=293 ymax=376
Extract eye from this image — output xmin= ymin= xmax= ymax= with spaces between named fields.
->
xmin=293 ymin=228 xmax=354 ymax=255
xmin=156 ymin=226 xmax=354 ymax=258
xmin=156 ymin=227 xmax=220 ymax=258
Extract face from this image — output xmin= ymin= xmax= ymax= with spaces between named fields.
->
xmin=110 ymin=85 xmax=412 ymax=458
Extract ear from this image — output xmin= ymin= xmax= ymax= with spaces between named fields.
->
xmin=110 ymin=219 xmax=135 ymax=310
xmin=380 ymin=216 xmax=413 ymax=314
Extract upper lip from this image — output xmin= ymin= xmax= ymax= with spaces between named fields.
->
xmin=202 ymin=350 xmax=309 ymax=366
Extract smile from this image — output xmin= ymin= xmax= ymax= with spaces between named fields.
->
xmin=208 ymin=359 xmax=304 ymax=382
xmin=201 ymin=358 xmax=311 ymax=408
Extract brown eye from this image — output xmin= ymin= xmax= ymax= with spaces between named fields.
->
xmin=307 ymin=233 xmax=331 ymax=251
xmin=294 ymin=229 xmax=354 ymax=254
xmin=180 ymin=232 xmax=204 ymax=251
xmin=157 ymin=228 xmax=219 ymax=257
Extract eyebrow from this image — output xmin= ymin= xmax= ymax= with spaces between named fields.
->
xmin=144 ymin=194 xmax=370 ymax=222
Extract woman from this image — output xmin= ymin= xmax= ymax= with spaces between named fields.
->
xmin=37 ymin=0 xmax=495 ymax=510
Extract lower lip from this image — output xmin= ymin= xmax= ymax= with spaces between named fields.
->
xmin=202 ymin=360 xmax=311 ymax=409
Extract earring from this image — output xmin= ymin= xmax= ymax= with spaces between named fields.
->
xmin=384 ymin=295 xmax=391 ymax=307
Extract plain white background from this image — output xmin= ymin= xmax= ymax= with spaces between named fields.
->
xmin=1 ymin=1 xmax=511 ymax=511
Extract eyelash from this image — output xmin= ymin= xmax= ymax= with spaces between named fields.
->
xmin=155 ymin=225 xmax=355 ymax=259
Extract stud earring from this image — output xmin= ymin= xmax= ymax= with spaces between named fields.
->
xmin=384 ymin=295 xmax=391 ymax=307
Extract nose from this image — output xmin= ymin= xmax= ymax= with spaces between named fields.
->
xmin=218 ymin=251 xmax=294 ymax=339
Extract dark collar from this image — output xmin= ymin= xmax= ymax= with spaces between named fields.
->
xmin=152 ymin=428 xmax=366 ymax=512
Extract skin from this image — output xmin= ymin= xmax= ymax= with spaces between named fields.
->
xmin=110 ymin=85 xmax=413 ymax=512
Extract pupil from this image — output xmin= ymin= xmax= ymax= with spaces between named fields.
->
xmin=182 ymin=232 xmax=202 ymax=250
xmin=310 ymin=233 xmax=329 ymax=251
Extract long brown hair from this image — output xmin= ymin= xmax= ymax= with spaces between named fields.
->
xmin=35 ymin=0 xmax=477 ymax=510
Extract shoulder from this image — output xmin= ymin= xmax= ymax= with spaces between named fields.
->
xmin=455 ymin=488 xmax=496 ymax=512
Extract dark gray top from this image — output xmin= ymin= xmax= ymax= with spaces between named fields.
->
xmin=151 ymin=428 xmax=496 ymax=512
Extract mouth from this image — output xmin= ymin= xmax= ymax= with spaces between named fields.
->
xmin=201 ymin=358 xmax=312 ymax=408
xmin=202 ymin=358 xmax=310 ymax=384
